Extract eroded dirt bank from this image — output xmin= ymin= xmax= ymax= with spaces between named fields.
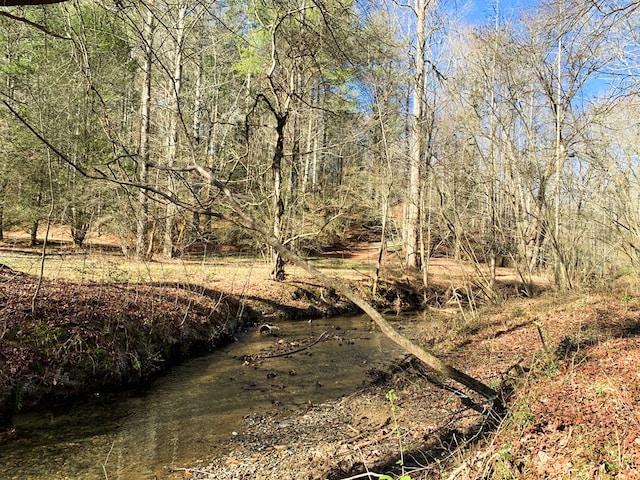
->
xmin=0 ymin=267 xmax=237 ymax=425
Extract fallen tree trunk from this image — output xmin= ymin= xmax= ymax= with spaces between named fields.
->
xmin=200 ymin=168 xmax=498 ymax=403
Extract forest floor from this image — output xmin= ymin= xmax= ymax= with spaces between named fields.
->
xmin=1 ymin=227 xmax=640 ymax=479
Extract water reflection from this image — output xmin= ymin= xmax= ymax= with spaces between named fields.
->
xmin=1 ymin=315 xmax=404 ymax=480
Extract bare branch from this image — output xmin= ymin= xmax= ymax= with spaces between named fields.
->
xmin=0 ymin=10 xmax=72 ymax=40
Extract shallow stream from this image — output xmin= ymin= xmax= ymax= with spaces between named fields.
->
xmin=1 ymin=314 xmax=405 ymax=479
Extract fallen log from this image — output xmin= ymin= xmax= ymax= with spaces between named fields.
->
xmin=200 ymin=169 xmax=499 ymax=404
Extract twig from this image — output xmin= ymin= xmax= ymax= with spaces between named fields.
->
xmin=164 ymin=466 xmax=213 ymax=476
xmin=338 ymin=473 xmax=389 ymax=480
xmin=102 ymin=440 xmax=115 ymax=480
xmin=534 ymin=320 xmax=548 ymax=352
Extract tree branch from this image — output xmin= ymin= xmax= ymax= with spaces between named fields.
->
xmin=0 ymin=10 xmax=72 ymax=40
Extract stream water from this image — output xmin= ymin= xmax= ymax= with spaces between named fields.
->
xmin=1 ymin=315 xmax=405 ymax=480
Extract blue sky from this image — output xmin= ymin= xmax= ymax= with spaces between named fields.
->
xmin=458 ymin=0 xmax=534 ymax=25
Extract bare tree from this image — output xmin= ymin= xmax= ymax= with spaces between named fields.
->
xmin=405 ymin=0 xmax=429 ymax=270
xmin=163 ymin=3 xmax=187 ymax=258
xmin=135 ymin=2 xmax=155 ymax=259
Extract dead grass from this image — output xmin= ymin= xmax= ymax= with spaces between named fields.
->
xmin=0 ymin=226 xmax=378 ymax=300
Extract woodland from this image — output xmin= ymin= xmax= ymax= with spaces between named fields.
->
xmin=1 ymin=0 xmax=639 ymax=290
xmin=2 ymin=0 xmax=640 ymax=478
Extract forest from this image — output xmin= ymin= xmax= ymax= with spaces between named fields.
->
xmin=0 ymin=0 xmax=638 ymax=291
xmin=2 ymin=0 xmax=640 ymax=479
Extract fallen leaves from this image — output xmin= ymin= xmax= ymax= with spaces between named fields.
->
xmin=0 ymin=269 xmax=247 ymax=422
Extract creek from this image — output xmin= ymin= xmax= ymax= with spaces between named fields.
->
xmin=1 ymin=314 xmax=406 ymax=480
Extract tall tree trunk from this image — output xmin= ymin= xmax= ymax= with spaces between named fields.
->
xmin=163 ymin=3 xmax=187 ymax=258
xmin=406 ymin=0 xmax=427 ymax=270
xmin=136 ymin=5 xmax=155 ymax=259
xmin=552 ymin=32 xmax=571 ymax=290
xmin=302 ymin=110 xmax=314 ymax=198
xmin=487 ymin=3 xmax=500 ymax=291
xmin=373 ymin=190 xmax=389 ymax=296
xmin=0 ymin=179 xmax=6 ymax=241
xmin=528 ymin=190 xmax=547 ymax=274
xmin=290 ymin=109 xmax=300 ymax=202
xmin=29 ymin=190 xmax=43 ymax=247
xmin=30 ymin=219 xmax=39 ymax=247
xmin=485 ymin=0 xmax=501 ymax=295
xmin=191 ymin=44 xmax=204 ymax=236
xmin=271 ymin=113 xmax=287 ymax=281
xmin=373 ymin=93 xmax=394 ymax=296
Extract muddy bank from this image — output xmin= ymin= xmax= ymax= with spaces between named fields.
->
xmin=189 ymin=293 xmax=640 ymax=480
